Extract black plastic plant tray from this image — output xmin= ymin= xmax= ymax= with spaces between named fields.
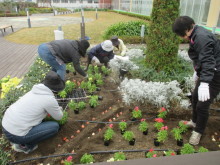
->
xmin=56 ymin=88 xmax=87 ymax=102
xmin=57 ymin=100 xmax=68 ymax=110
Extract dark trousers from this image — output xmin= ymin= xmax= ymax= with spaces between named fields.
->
xmin=192 ymin=72 xmax=220 ymax=134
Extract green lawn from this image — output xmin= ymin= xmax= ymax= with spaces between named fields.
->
xmin=5 ymin=11 xmax=145 ymax=45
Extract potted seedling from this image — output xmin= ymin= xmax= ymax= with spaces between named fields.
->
xmin=101 ymin=65 xmax=110 ymax=76
xmin=77 ymin=101 xmax=86 ymax=111
xmin=157 ymin=107 xmax=167 ymax=119
xmin=68 ymin=100 xmax=79 ymax=114
xmin=180 ymin=143 xmax=195 ymax=155
xmin=94 ymin=65 xmax=99 ymax=73
xmin=104 ymin=124 xmax=115 ymax=146
xmin=146 ymin=148 xmax=158 ymax=158
xmin=179 ymin=121 xmax=188 ymax=133
xmin=80 ymin=81 xmax=88 ymax=89
xmin=164 ymin=150 xmax=176 ymax=156
xmin=63 ymin=156 xmax=73 ymax=165
xmin=89 ymin=95 xmax=99 ymax=108
xmin=80 ymin=153 xmax=94 ymax=164
xmin=123 ymin=131 xmax=135 ymax=145
xmin=171 ymin=127 xmax=183 ymax=146
xmin=58 ymin=90 xmax=67 ymax=99
xmin=131 ymin=106 xmax=142 ymax=120
xmin=197 ymin=146 xmax=209 ymax=153
xmin=154 ymin=118 xmax=164 ymax=131
xmin=119 ymin=121 xmax=127 ymax=135
xmin=155 ymin=126 xmax=168 ymax=146
xmin=65 ymin=80 xmax=76 ymax=94
xmin=96 ymin=79 xmax=104 ymax=87
xmin=114 ymin=152 xmax=126 ymax=161
xmin=87 ymin=82 xmax=97 ymax=95
xmin=138 ymin=119 xmax=149 ymax=135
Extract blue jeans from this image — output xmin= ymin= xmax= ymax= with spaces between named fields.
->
xmin=38 ymin=43 xmax=66 ymax=80
xmin=2 ymin=121 xmax=59 ymax=150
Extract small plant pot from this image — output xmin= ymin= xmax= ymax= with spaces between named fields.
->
xmin=73 ymin=71 xmax=77 ymax=75
xmin=177 ymin=139 xmax=184 ymax=146
xmin=143 ymin=129 xmax=148 ymax=135
xmin=98 ymin=96 xmax=103 ymax=100
xmin=104 ymin=140 xmax=110 ymax=146
xmin=121 ymin=130 xmax=125 ymax=135
xmin=131 ymin=118 xmax=137 ymax=121
xmin=129 ymin=138 xmax=136 ymax=145
xmin=176 ymin=149 xmax=181 ymax=155
xmin=96 ymin=87 xmax=101 ymax=91
xmin=90 ymin=105 xmax=95 ymax=108
xmin=66 ymin=70 xmax=70 ymax=73
xmin=89 ymin=92 xmax=94 ymax=95
xmin=74 ymin=109 xmax=79 ymax=114
xmin=154 ymin=138 xmax=160 ymax=146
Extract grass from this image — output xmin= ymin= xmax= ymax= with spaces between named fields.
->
xmin=5 ymin=11 xmax=145 ymax=45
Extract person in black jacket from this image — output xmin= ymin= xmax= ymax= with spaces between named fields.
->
xmin=38 ymin=39 xmax=90 ymax=80
xmin=172 ymin=16 xmax=220 ymax=145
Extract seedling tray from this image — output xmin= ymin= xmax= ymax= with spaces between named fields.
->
xmin=56 ymin=88 xmax=87 ymax=102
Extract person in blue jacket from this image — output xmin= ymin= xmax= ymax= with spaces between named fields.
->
xmin=172 ymin=16 xmax=220 ymax=145
xmin=85 ymin=40 xmax=114 ymax=70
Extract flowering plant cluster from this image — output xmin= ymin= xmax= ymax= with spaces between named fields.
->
xmin=146 ymin=149 xmax=158 ymax=158
xmin=171 ymin=127 xmax=182 ymax=141
xmin=138 ymin=119 xmax=148 ymax=132
xmin=157 ymin=107 xmax=167 ymax=119
xmin=104 ymin=124 xmax=115 ymax=141
xmin=156 ymin=126 xmax=168 ymax=143
xmin=164 ymin=150 xmax=176 ymax=156
xmin=154 ymin=118 xmax=164 ymax=131
xmin=131 ymin=106 xmax=142 ymax=119
xmin=178 ymin=121 xmax=188 ymax=133
xmin=63 ymin=156 xmax=73 ymax=165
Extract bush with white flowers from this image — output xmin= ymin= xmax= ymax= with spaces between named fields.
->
xmin=120 ymin=78 xmax=190 ymax=109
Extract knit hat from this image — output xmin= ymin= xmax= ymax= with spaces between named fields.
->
xmin=78 ymin=40 xmax=90 ymax=57
xmin=111 ymin=36 xmax=120 ymax=46
xmin=43 ymin=71 xmax=65 ymax=92
xmin=101 ymin=40 xmax=114 ymax=52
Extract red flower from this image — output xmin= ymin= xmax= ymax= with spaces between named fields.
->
xmin=109 ymin=124 xmax=113 ymax=128
xmin=141 ymin=118 xmax=145 ymax=122
xmin=161 ymin=126 xmax=168 ymax=130
xmin=149 ymin=148 xmax=154 ymax=152
xmin=66 ymin=156 xmax=73 ymax=162
xmin=134 ymin=106 xmax=139 ymax=111
xmin=47 ymin=114 xmax=51 ymax=117
xmin=161 ymin=107 xmax=166 ymax=112
xmin=183 ymin=121 xmax=188 ymax=125
xmin=153 ymin=154 xmax=157 ymax=157
xmin=155 ymin=118 xmax=164 ymax=123
xmin=171 ymin=152 xmax=176 ymax=156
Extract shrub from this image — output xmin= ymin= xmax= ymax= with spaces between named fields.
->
xmin=180 ymin=143 xmax=195 ymax=155
xmin=103 ymin=21 xmax=148 ymax=40
xmin=197 ymin=146 xmax=209 ymax=153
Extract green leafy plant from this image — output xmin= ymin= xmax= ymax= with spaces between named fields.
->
xmin=104 ymin=127 xmax=115 ymax=141
xmin=80 ymin=81 xmax=88 ymax=89
xmin=89 ymin=95 xmax=99 ymax=107
xmin=164 ymin=150 xmax=176 ymax=156
xmin=198 ymin=146 xmax=209 ymax=153
xmin=146 ymin=149 xmax=158 ymax=158
xmin=131 ymin=106 xmax=142 ymax=119
xmin=119 ymin=121 xmax=127 ymax=131
xmin=68 ymin=100 xmax=78 ymax=110
xmin=93 ymin=65 xmax=99 ymax=73
xmin=80 ymin=153 xmax=94 ymax=164
xmin=87 ymin=82 xmax=97 ymax=93
xmin=180 ymin=143 xmax=195 ymax=155
xmin=66 ymin=63 xmax=75 ymax=73
xmin=154 ymin=118 xmax=164 ymax=131
xmin=101 ymin=66 xmax=110 ymax=75
xmin=96 ymin=79 xmax=104 ymax=86
xmin=171 ymin=128 xmax=182 ymax=141
xmin=65 ymin=80 xmax=76 ymax=93
xmin=114 ymin=152 xmax=126 ymax=161
xmin=58 ymin=90 xmax=67 ymax=98
xmin=123 ymin=131 xmax=135 ymax=142
xmin=77 ymin=101 xmax=86 ymax=111
xmin=138 ymin=120 xmax=149 ymax=132
xmin=157 ymin=107 xmax=167 ymax=119
xmin=45 ymin=111 xmax=68 ymax=125
xmin=179 ymin=121 xmax=188 ymax=133
xmin=156 ymin=126 xmax=168 ymax=143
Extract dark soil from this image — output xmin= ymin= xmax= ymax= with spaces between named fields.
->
xmin=8 ymin=70 xmax=220 ymax=165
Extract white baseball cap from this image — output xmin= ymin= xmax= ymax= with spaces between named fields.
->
xmin=101 ymin=40 xmax=113 ymax=52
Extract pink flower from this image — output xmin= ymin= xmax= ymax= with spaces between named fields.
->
xmin=121 ymin=120 xmax=126 ymax=122
xmin=161 ymin=107 xmax=166 ymax=111
xmin=161 ymin=126 xmax=168 ymax=130
xmin=109 ymin=124 xmax=113 ymax=128
xmin=183 ymin=121 xmax=188 ymax=125
xmin=140 ymin=118 xmax=145 ymax=122
xmin=149 ymin=148 xmax=154 ymax=152
xmin=153 ymin=154 xmax=157 ymax=157
xmin=134 ymin=106 xmax=139 ymax=111
xmin=66 ymin=156 xmax=73 ymax=162
xmin=155 ymin=118 xmax=164 ymax=123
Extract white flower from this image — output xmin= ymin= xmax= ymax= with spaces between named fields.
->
xmin=107 ymin=157 xmax=115 ymax=162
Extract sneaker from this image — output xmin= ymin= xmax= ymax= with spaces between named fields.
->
xmin=12 ymin=144 xmax=38 ymax=154
xmin=189 ymin=131 xmax=202 ymax=145
xmin=181 ymin=120 xmax=196 ymax=128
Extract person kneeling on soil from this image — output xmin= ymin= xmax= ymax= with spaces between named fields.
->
xmin=85 ymin=40 xmax=114 ymax=70
xmin=2 ymin=71 xmax=65 ymax=154
xmin=172 ymin=16 xmax=220 ymax=145
xmin=111 ymin=36 xmax=128 ymax=58
xmin=38 ymin=39 xmax=90 ymax=80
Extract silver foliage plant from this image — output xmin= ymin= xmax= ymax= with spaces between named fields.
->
xmin=125 ymin=49 xmax=144 ymax=60
xmin=120 ymin=78 xmax=191 ymax=109
xmin=178 ymin=50 xmax=192 ymax=62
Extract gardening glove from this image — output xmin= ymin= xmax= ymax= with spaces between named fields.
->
xmin=92 ymin=56 xmax=100 ymax=65
xmin=59 ymin=106 xmax=63 ymax=111
xmin=198 ymin=82 xmax=210 ymax=102
xmin=193 ymin=71 xmax=199 ymax=82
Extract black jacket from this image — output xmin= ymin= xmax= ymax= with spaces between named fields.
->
xmin=188 ymin=25 xmax=220 ymax=83
xmin=47 ymin=39 xmax=86 ymax=77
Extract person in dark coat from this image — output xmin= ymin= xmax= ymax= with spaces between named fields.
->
xmin=38 ymin=39 xmax=90 ymax=80
xmin=85 ymin=40 xmax=114 ymax=70
xmin=172 ymin=16 xmax=220 ymax=145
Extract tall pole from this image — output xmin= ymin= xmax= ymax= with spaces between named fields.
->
xmin=96 ymin=6 xmax=98 ymax=19
xmin=26 ymin=8 xmax=31 ymax=28
xmin=80 ymin=6 xmax=85 ymax=40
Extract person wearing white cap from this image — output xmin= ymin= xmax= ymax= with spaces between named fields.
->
xmin=85 ymin=40 xmax=114 ymax=70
